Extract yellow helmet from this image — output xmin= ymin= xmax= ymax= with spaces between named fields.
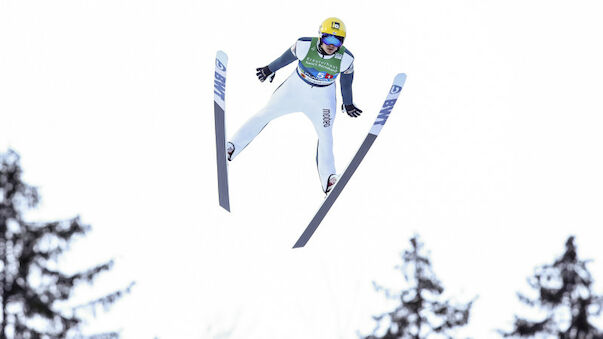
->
xmin=319 ymin=17 xmax=346 ymax=38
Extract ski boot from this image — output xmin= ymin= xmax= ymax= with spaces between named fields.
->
xmin=226 ymin=142 xmax=235 ymax=161
xmin=325 ymin=174 xmax=338 ymax=194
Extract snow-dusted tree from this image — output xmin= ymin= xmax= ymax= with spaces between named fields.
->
xmin=0 ymin=150 xmax=133 ymax=338
xmin=363 ymin=235 xmax=474 ymax=339
xmin=500 ymin=236 xmax=602 ymax=338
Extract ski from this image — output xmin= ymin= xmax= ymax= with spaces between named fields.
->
xmin=293 ymin=73 xmax=407 ymax=248
xmin=214 ymin=50 xmax=230 ymax=212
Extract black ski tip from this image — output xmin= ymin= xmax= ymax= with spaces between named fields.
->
xmin=293 ymin=236 xmax=309 ymax=248
xmin=219 ymin=202 xmax=231 ymax=213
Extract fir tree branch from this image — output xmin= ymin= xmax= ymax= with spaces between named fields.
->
xmin=72 ymin=282 xmax=135 ymax=315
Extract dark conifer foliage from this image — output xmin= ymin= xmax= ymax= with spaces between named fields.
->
xmin=363 ymin=235 xmax=474 ymax=339
xmin=500 ymin=236 xmax=602 ymax=338
xmin=0 ymin=150 xmax=133 ymax=338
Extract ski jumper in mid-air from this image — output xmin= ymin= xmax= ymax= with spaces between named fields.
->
xmin=226 ymin=17 xmax=362 ymax=194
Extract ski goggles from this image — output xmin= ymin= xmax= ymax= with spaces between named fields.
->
xmin=320 ymin=34 xmax=344 ymax=47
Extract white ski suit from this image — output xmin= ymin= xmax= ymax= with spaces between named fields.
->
xmin=228 ymin=37 xmax=355 ymax=192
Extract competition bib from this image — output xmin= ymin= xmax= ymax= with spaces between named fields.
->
xmin=297 ymin=38 xmax=345 ymax=86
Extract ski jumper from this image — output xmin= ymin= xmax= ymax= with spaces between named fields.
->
xmin=228 ymin=37 xmax=355 ymax=192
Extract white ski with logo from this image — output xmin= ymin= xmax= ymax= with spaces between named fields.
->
xmin=293 ymin=73 xmax=407 ymax=248
xmin=214 ymin=50 xmax=230 ymax=211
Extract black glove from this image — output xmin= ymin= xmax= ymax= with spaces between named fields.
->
xmin=256 ymin=66 xmax=275 ymax=83
xmin=342 ymin=104 xmax=362 ymax=118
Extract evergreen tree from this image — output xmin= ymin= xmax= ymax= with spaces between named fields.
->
xmin=363 ymin=235 xmax=474 ymax=339
xmin=500 ymin=236 xmax=603 ymax=338
xmin=0 ymin=150 xmax=133 ymax=338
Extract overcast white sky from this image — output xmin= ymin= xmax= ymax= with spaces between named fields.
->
xmin=1 ymin=0 xmax=603 ymax=338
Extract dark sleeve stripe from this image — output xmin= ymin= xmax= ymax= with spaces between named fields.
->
xmin=344 ymin=49 xmax=354 ymax=58
xmin=340 ymin=72 xmax=354 ymax=105
xmin=268 ymin=49 xmax=297 ymax=72
xmin=298 ymin=37 xmax=313 ymax=42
